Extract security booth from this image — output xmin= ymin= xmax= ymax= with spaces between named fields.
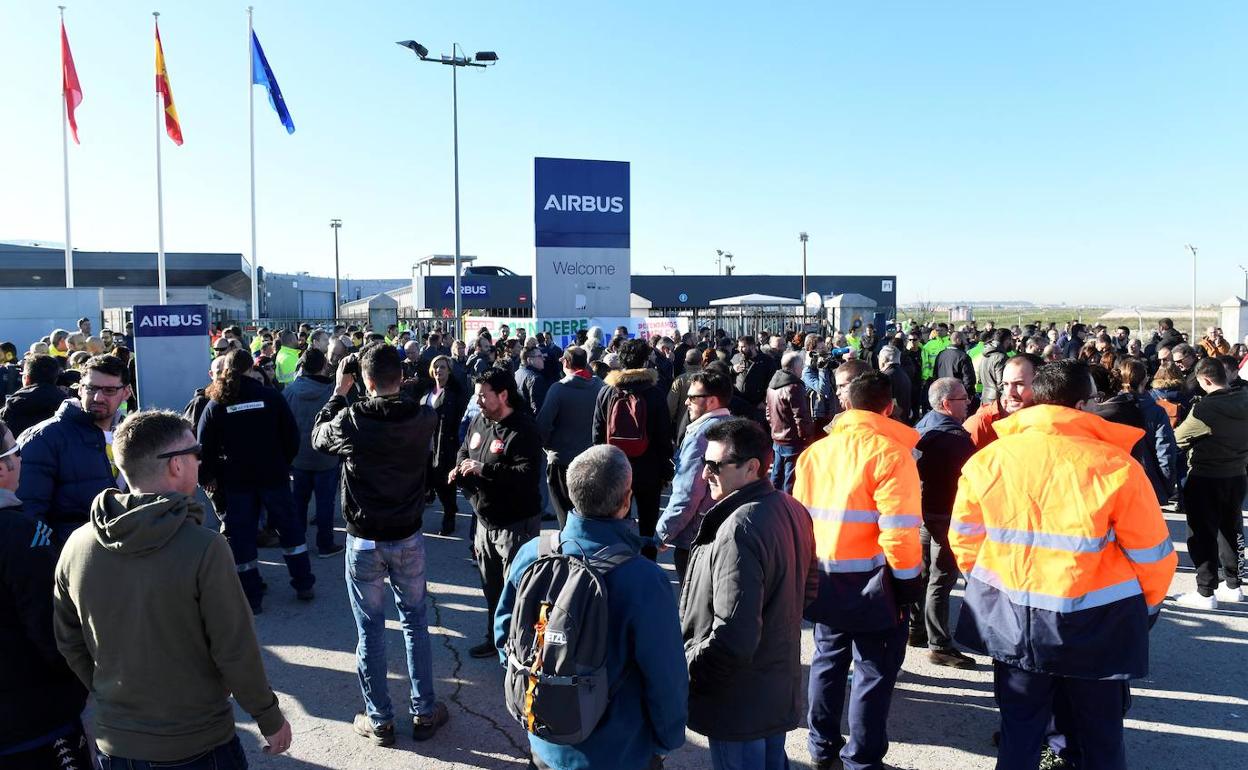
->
xmin=824 ymin=293 xmax=880 ymax=335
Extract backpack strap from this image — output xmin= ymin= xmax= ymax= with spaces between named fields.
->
xmin=537 ymin=530 xmax=560 ymax=559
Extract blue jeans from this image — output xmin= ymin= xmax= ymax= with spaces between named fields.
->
xmin=346 ymin=532 xmax=437 ymax=725
xmin=291 ymin=465 xmax=341 ymax=552
xmin=97 ymin=735 xmax=246 ymax=769
xmin=224 ymin=483 xmax=314 ymax=608
xmin=770 ymin=443 xmax=802 ymax=494
xmin=709 ymin=734 xmax=789 ymax=769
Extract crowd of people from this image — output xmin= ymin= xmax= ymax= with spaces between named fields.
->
xmin=0 ymin=312 xmax=1245 ymax=770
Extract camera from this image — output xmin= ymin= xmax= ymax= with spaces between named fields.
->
xmin=341 ymin=353 xmax=361 ymax=378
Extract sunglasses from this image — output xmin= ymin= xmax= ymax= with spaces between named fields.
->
xmin=703 ymin=457 xmax=747 ymax=475
xmin=686 ymin=392 xmax=712 ymax=402
xmin=156 ymin=443 xmax=202 ymax=460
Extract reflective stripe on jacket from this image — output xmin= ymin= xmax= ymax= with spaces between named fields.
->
xmin=793 ymin=409 xmax=922 ymax=630
xmin=949 ymin=405 xmax=1178 ymax=679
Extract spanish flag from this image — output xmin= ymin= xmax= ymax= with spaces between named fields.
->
xmin=154 ymin=20 xmax=182 ymax=145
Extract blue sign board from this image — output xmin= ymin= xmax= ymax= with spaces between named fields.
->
xmin=442 ymin=282 xmax=490 ymax=299
xmin=534 ymin=157 xmax=630 ymax=249
xmin=132 ymin=304 xmax=209 ymax=412
xmin=133 ymin=304 xmax=209 ymax=338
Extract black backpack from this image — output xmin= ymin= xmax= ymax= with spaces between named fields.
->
xmin=503 ymin=532 xmax=635 ymax=745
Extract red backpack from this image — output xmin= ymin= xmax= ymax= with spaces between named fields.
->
xmin=607 ymin=390 xmax=649 ymax=457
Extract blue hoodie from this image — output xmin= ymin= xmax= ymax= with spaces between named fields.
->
xmin=494 ymin=513 xmax=688 ymax=770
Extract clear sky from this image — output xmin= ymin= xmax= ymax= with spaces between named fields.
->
xmin=3 ymin=1 xmax=1246 ymax=305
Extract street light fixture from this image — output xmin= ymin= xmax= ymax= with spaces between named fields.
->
xmin=662 ymin=265 xmax=676 ymax=275
xmin=715 ymin=249 xmax=734 ymax=276
xmin=397 ymin=39 xmax=498 ymax=338
xmin=1186 ymin=244 xmax=1198 ymax=340
xmin=1238 ymin=264 xmax=1248 ymax=300
xmin=330 ymin=219 xmax=342 ymax=319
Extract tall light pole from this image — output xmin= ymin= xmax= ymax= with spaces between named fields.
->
xmin=1238 ymin=264 xmax=1248 ymax=300
xmin=1186 ymin=244 xmax=1198 ymax=340
xmin=799 ymin=231 xmax=809 ymax=310
xmin=330 ymin=219 xmax=342 ymax=319
xmin=398 ymin=40 xmax=497 ymax=339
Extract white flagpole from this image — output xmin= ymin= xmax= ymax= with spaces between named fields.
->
xmin=154 ymin=11 xmax=167 ymax=305
xmin=59 ymin=5 xmax=74 ymax=289
xmin=248 ymin=6 xmax=259 ymax=321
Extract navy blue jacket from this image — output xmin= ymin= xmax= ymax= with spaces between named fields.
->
xmin=495 ymin=513 xmax=687 ymax=770
xmin=15 ymin=400 xmax=118 ymax=538
xmin=913 ymin=410 xmax=976 ymax=524
xmin=197 ymin=377 xmax=299 ymax=490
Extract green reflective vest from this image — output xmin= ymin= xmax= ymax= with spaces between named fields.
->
xmin=967 ymin=342 xmax=985 ymax=394
xmin=275 ymin=346 xmax=299 ymax=385
xmin=921 ymin=337 xmax=950 ymax=381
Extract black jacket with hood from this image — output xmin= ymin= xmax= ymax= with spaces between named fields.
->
xmin=312 ymin=392 xmax=436 ymax=541
xmin=455 ymin=408 xmax=543 ymax=528
xmin=592 ymin=368 xmax=675 ymax=482
xmin=0 ymin=490 xmax=86 ymax=751
xmin=0 ymin=383 xmax=70 ymax=439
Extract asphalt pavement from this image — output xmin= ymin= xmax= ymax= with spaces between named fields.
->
xmin=225 ymin=495 xmax=1247 ymax=770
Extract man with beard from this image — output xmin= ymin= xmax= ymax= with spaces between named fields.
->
xmin=963 ymin=354 xmax=1041 ymax=449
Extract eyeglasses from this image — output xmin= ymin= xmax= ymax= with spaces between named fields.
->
xmin=686 ymin=392 xmax=711 ymax=402
xmin=82 ymin=384 xmax=126 ymax=397
xmin=0 ymin=444 xmax=19 ymax=460
xmin=156 ymin=443 xmax=202 ymax=460
xmin=703 ymin=457 xmax=747 ymax=475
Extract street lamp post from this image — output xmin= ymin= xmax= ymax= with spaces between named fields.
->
xmin=799 ymin=231 xmax=809 ymax=313
xmin=398 ymin=40 xmax=497 ymax=340
xmin=1186 ymin=244 xmax=1198 ymax=340
xmin=1239 ymin=264 xmax=1248 ymax=300
xmin=330 ymin=219 xmax=342 ymax=320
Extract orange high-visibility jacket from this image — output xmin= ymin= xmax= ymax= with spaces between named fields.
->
xmin=950 ymin=405 xmax=1178 ymax=679
xmin=793 ymin=410 xmax=923 ymax=630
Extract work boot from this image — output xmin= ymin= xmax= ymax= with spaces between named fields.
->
xmin=412 ymin=702 xmax=450 ymax=741
xmin=353 ymin=713 xmax=395 ymax=747
xmin=468 ymin=640 xmax=496 ymax=659
xmin=928 ymin=649 xmax=976 ymax=669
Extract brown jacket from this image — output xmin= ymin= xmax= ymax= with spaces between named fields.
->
xmin=765 ymin=370 xmax=814 ymax=446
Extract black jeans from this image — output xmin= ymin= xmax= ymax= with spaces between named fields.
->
xmin=474 ymin=515 xmax=541 ymax=638
xmin=1184 ymin=473 xmax=1247 ymax=594
xmin=546 ymin=462 xmax=574 ymax=530
xmin=914 ymin=520 xmax=960 ymax=650
xmin=632 ymin=476 xmax=664 ymax=561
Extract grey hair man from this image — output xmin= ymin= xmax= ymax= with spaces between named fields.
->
xmin=494 ymin=444 xmax=689 ymax=769
xmin=53 ymin=411 xmax=292 ymax=764
xmin=909 ymin=378 xmax=977 ymax=666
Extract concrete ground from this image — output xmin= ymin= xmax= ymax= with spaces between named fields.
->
xmin=226 ymin=496 xmax=1247 ymax=770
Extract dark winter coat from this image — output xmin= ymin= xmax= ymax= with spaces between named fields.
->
xmin=1090 ymin=393 xmax=1178 ymax=502
xmin=282 ymin=374 xmax=340 ymax=473
xmin=537 ymin=375 xmax=604 ymax=466
xmin=733 ymin=353 xmax=776 ymax=408
xmin=514 ymin=364 xmax=550 ymax=417
xmin=680 ymin=478 xmax=818 ymax=741
xmin=913 ymin=410 xmax=976 ymax=525
xmin=15 ymin=400 xmax=119 ymax=537
xmin=593 ymin=368 xmax=675 ymax=483
xmin=882 ymin=363 xmax=913 ymax=424
xmin=411 ymin=381 xmax=470 ymax=474
xmin=0 ymin=384 xmax=71 ymax=439
xmin=933 ymin=345 xmax=977 ymax=397
xmin=312 ymin=392 xmax=436 ymax=541
xmin=456 ymin=409 xmax=544 ymax=527
xmin=0 ymin=492 xmax=87 ymax=750
xmin=197 ymin=377 xmax=298 ymax=490
xmin=765 ymin=369 xmax=813 ymax=446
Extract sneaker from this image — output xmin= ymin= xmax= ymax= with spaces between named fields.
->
xmin=296 ymin=588 xmax=316 ymax=602
xmin=1040 ymin=745 xmax=1073 ymax=769
xmin=412 ymin=701 xmax=450 ymax=741
xmin=1173 ymin=591 xmax=1217 ymax=610
xmin=1214 ymin=582 xmax=1244 ymax=603
xmin=353 ymin=713 xmax=395 ymax=747
xmin=468 ymin=640 xmax=496 ymax=659
xmin=928 ymin=649 xmax=976 ymax=669
xmin=318 ymin=543 xmax=345 ymax=559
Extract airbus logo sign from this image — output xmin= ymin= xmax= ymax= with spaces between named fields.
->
xmin=444 ymin=283 xmax=490 ymax=297
xmin=542 ymin=194 xmax=624 ymax=214
xmin=138 ymin=312 xmax=204 ymax=328
xmin=133 ymin=304 xmax=209 ymax=339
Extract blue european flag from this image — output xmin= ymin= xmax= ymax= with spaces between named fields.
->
xmin=251 ymin=30 xmax=294 ymax=134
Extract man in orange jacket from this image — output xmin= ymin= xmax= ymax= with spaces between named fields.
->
xmin=950 ymin=360 xmax=1177 ymax=770
xmin=794 ymin=369 xmax=922 ymax=770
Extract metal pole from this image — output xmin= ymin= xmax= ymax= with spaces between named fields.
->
xmin=59 ymin=6 xmax=74 ymax=288
xmin=247 ymin=7 xmax=258 ymax=320
xmin=451 ymin=44 xmax=462 ymax=339
xmin=799 ymin=232 xmax=808 ymax=315
xmin=154 ymin=13 xmax=167 ymax=306
xmin=332 ymin=221 xmax=341 ymax=320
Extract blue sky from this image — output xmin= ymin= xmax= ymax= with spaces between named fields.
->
xmin=3 ymin=1 xmax=1246 ymax=305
